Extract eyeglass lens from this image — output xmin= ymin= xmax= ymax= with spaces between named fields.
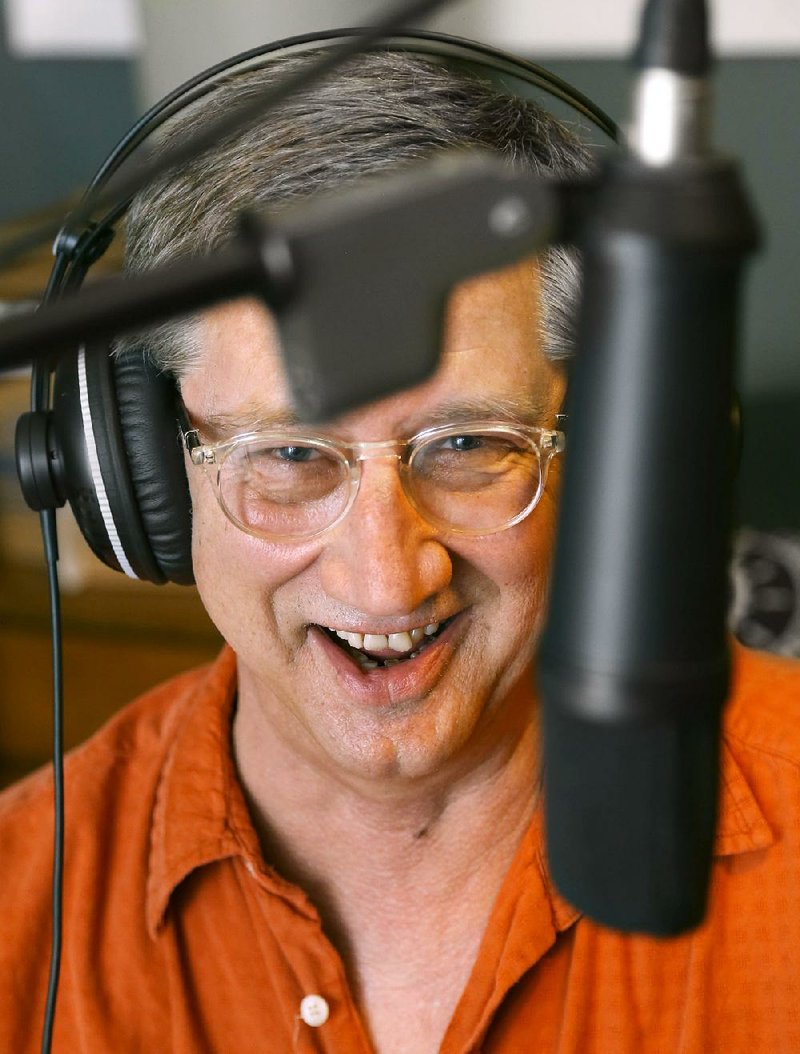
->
xmin=217 ymin=429 xmax=544 ymax=538
xmin=409 ymin=432 xmax=542 ymax=532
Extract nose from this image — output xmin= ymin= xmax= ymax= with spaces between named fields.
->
xmin=318 ymin=456 xmax=453 ymax=617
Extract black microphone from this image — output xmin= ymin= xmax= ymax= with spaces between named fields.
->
xmin=537 ymin=0 xmax=760 ymax=935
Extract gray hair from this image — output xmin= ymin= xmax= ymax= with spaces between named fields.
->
xmin=121 ymin=49 xmax=591 ymax=377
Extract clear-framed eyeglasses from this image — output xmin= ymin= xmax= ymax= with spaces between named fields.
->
xmin=181 ymin=417 xmax=566 ymax=542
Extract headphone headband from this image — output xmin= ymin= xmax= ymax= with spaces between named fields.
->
xmin=66 ymin=29 xmax=617 ymax=266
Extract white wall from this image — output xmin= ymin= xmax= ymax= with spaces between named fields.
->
xmin=138 ymin=0 xmax=388 ymax=103
xmin=137 ymin=0 xmax=800 ymax=104
xmin=471 ymin=0 xmax=800 ymax=56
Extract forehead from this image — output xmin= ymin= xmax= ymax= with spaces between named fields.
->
xmin=180 ymin=257 xmax=564 ymax=437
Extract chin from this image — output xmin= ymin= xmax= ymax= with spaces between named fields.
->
xmin=310 ymin=684 xmax=500 ymax=786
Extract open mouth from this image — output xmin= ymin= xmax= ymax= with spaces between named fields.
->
xmin=319 ymin=617 xmax=456 ymax=672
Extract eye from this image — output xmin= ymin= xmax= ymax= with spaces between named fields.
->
xmin=273 ymin=445 xmax=319 ymax=462
xmin=444 ymin=434 xmax=484 ymax=452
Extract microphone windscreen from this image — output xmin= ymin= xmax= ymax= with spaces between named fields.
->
xmin=541 ymin=693 xmax=722 ymax=936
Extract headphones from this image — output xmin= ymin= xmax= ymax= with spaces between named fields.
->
xmin=14 ymin=29 xmax=618 ymax=587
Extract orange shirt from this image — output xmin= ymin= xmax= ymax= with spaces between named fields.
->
xmin=1 ymin=643 xmax=799 ymax=1053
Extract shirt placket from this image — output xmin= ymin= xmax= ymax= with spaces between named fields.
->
xmin=237 ymin=855 xmax=376 ymax=1054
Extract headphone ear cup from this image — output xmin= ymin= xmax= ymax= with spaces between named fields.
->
xmin=111 ymin=347 xmax=194 ymax=584
xmin=51 ymin=342 xmax=194 ymax=585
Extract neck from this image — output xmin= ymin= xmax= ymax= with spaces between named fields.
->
xmin=233 ymin=669 xmax=540 ymax=912
xmin=233 ymin=672 xmax=541 ymax=1052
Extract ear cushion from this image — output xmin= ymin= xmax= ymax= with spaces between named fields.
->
xmin=51 ymin=342 xmax=194 ymax=585
xmin=111 ymin=346 xmax=194 ymax=585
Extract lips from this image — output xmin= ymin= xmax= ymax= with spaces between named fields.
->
xmin=308 ymin=613 xmax=464 ymax=704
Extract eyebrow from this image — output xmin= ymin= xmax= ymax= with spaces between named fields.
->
xmin=402 ymin=395 xmax=553 ymax=431
xmin=195 ymin=405 xmax=301 ymax=439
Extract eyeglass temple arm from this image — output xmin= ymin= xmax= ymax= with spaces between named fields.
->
xmin=175 ymin=401 xmax=205 ymax=462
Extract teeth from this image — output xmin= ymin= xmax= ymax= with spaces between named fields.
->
xmin=336 ymin=629 xmax=365 ymax=648
xmin=328 ymin=619 xmax=446 ymax=658
xmin=388 ymin=631 xmax=413 ymax=653
xmin=363 ymin=633 xmax=388 ymax=651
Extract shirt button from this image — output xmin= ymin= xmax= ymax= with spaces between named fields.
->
xmin=299 ymin=994 xmax=330 ymax=1027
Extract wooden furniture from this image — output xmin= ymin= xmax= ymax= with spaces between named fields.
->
xmin=0 ymin=559 xmax=222 ymax=787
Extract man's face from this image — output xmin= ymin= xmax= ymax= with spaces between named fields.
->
xmin=181 ymin=258 xmax=565 ymax=786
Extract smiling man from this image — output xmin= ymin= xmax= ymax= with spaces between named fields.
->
xmin=185 ymin=266 xmax=565 ymax=788
xmin=2 ymin=39 xmax=800 ymax=1054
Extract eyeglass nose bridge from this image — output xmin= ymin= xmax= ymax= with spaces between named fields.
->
xmin=351 ymin=439 xmax=405 ymax=463
xmin=347 ymin=440 xmax=414 ymax=516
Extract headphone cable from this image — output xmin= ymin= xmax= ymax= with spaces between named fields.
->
xmin=39 ymin=508 xmax=64 ymax=1054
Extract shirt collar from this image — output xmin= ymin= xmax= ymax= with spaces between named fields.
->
xmin=524 ymin=734 xmax=776 ymax=937
xmin=146 ymin=646 xmax=259 ymax=937
xmin=714 ymin=735 xmax=774 ymax=856
xmin=485 ymin=727 xmax=775 ymax=933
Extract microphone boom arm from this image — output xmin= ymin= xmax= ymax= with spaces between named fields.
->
xmin=0 ymin=153 xmax=563 ymax=425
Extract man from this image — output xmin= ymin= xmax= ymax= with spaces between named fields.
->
xmin=2 ymin=42 xmax=800 ymax=1054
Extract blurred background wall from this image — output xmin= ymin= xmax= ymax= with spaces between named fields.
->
xmin=0 ymin=0 xmax=138 ymax=225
